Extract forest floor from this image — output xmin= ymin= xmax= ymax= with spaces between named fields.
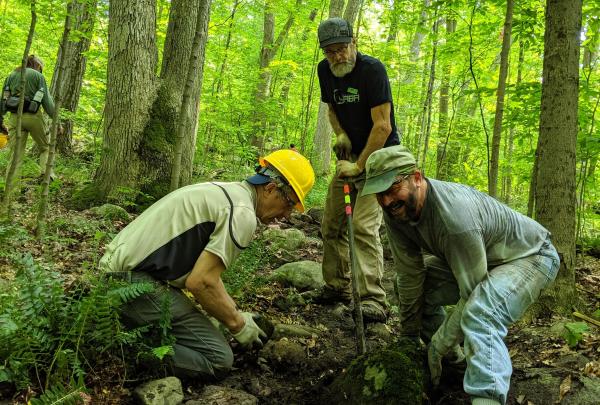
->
xmin=1 ymin=176 xmax=599 ymax=404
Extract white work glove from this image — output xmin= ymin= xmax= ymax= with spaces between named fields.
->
xmin=336 ymin=160 xmax=362 ymax=178
xmin=232 ymin=312 xmax=267 ymax=349
xmin=333 ymin=132 xmax=352 ymax=160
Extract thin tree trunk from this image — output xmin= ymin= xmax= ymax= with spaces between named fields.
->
xmin=170 ymin=0 xmax=212 ymax=191
xmin=420 ymin=14 xmax=439 ymax=176
xmin=250 ymin=0 xmax=299 ymax=152
xmin=50 ymin=0 xmax=97 ymax=156
xmin=534 ymin=0 xmax=582 ymax=314
xmin=37 ymin=1 xmax=72 ymax=239
xmin=1 ymin=0 xmax=36 ymax=218
xmin=489 ymin=0 xmax=513 ymax=198
xmin=504 ymin=41 xmax=523 ymax=204
xmin=436 ymin=18 xmax=456 ymax=180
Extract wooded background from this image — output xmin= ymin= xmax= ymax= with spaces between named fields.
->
xmin=0 ymin=0 xmax=597 ymax=311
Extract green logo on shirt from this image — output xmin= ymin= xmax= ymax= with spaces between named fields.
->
xmin=347 ymin=87 xmax=358 ymax=95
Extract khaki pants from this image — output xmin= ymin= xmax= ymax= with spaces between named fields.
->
xmin=321 ymin=173 xmax=386 ymax=309
xmin=5 ymin=110 xmax=54 ymax=177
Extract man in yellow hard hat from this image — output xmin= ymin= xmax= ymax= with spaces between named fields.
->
xmin=1 ymin=55 xmax=56 ymax=178
xmin=99 ymin=149 xmax=315 ymax=380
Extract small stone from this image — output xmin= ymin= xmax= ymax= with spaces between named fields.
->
xmin=133 ymin=377 xmax=183 ymax=405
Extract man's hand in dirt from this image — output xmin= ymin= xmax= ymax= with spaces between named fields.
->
xmin=336 ymin=160 xmax=362 ymax=178
xmin=333 ymin=132 xmax=352 ymax=160
xmin=232 ymin=312 xmax=267 ymax=349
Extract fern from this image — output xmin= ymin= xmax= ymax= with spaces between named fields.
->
xmin=1 ymin=254 xmax=172 ymax=398
xmin=29 ymin=383 xmax=84 ymax=405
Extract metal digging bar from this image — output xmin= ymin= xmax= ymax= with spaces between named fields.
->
xmin=343 ymin=182 xmax=367 ymax=355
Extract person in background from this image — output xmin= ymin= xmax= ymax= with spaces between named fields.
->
xmin=310 ymin=17 xmax=400 ymax=323
xmin=100 ymin=150 xmax=315 ymax=380
xmin=0 ymin=55 xmax=56 ymax=179
xmin=362 ymin=145 xmax=559 ymax=405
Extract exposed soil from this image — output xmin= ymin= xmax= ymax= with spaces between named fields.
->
xmin=1 ymin=179 xmax=599 ymax=404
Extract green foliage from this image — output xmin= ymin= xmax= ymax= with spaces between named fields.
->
xmin=0 ymin=254 xmax=155 ymax=395
xmin=304 ymin=174 xmax=330 ymax=209
xmin=28 ymin=383 xmax=84 ymax=405
xmin=562 ymin=322 xmax=590 ymax=348
xmin=223 ymin=239 xmax=272 ymax=299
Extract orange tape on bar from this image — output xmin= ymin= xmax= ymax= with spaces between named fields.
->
xmin=343 ymin=184 xmax=350 ymax=194
xmin=345 ymin=206 xmax=352 ymax=215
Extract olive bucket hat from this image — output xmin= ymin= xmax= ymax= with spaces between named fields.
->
xmin=361 ymin=145 xmax=417 ymax=196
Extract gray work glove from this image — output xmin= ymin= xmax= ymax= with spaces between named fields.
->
xmin=336 ymin=160 xmax=362 ymax=178
xmin=333 ymin=132 xmax=352 ymax=160
xmin=428 ymin=341 xmax=443 ymax=386
xmin=232 ymin=312 xmax=267 ymax=349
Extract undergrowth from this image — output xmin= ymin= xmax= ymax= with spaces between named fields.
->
xmin=0 ymin=254 xmax=166 ymax=402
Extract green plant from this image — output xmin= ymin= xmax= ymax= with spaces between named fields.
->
xmin=0 ymin=254 xmax=157 ymax=398
xmin=563 ymin=322 xmax=590 ymax=348
xmin=223 ymin=239 xmax=271 ymax=300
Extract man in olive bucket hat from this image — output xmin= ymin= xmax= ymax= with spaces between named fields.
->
xmin=362 ymin=145 xmax=559 ymax=405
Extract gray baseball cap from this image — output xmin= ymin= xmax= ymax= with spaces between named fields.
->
xmin=318 ymin=18 xmax=353 ymax=48
xmin=361 ymin=145 xmax=417 ymax=196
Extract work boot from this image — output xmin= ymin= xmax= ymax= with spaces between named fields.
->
xmin=302 ymin=286 xmax=351 ymax=305
xmin=360 ymin=301 xmax=387 ymax=323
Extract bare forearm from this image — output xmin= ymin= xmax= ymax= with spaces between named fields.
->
xmin=356 ymin=124 xmax=390 ymax=170
xmin=327 ymin=107 xmax=345 ymax=136
xmin=191 ymin=280 xmax=244 ymax=333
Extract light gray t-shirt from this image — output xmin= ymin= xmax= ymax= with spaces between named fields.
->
xmin=99 ymin=181 xmax=258 ymax=287
xmin=385 ymin=178 xmax=550 ymax=342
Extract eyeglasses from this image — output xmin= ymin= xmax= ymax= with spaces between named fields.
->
xmin=323 ymin=44 xmax=349 ymax=57
xmin=278 ymin=187 xmax=297 ymax=209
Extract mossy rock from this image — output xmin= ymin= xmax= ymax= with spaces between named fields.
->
xmin=70 ymin=183 xmax=105 ymax=210
xmin=328 ymin=340 xmax=424 ymax=404
xmin=89 ymin=203 xmax=131 ymax=222
xmin=263 ymin=228 xmax=307 ymax=252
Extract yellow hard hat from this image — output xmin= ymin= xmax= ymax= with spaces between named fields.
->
xmin=259 ymin=149 xmax=315 ymax=212
xmin=0 ymin=134 xmax=8 ymax=149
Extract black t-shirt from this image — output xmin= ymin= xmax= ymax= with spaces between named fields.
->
xmin=318 ymin=52 xmax=399 ymax=155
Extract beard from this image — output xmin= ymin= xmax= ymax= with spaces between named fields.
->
xmin=383 ymin=190 xmax=419 ymax=223
xmin=329 ymin=52 xmax=357 ymax=77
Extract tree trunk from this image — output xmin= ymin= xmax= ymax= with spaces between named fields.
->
xmin=139 ymin=0 xmax=210 ymax=197
xmin=420 ymin=14 xmax=439 ymax=175
xmin=503 ymin=41 xmax=523 ymax=204
xmin=37 ymin=1 xmax=72 ymax=240
xmin=436 ymin=18 xmax=456 ymax=180
xmin=1 ymin=0 xmax=36 ymax=218
xmin=92 ymin=0 xmax=158 ymax=200
xmin=410 ymin=0 xmax=430 ymax=62
xmin=488 ymin=0 xmax=513 ymax=198
xmin=250 ymin=0 xmax=299 ymax=153
xmin=170 ymin=0 xmax=212 ymax=191
xmin=534 ymin=0 xmax=582 ymax=314
xmin=50 ymin=0 xmax=97 ymax=156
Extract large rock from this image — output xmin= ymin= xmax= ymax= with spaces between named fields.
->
xmin=89 ymin=203 xmax=130 ymax=222
xmin=186 ymin=385 xmax=257 ymax=405
xmin=326 ymin=339 xmax=424 ymax=404
xmin=263 ymin=227 xmax=307 ymax=256
xmin=133 ymin=376 xmax=183 ymax=405
xmin=269 ymin=260 xmax=324 ymax=291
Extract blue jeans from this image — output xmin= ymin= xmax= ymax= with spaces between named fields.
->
xmin=461 ymin=238 xmax=559 ymax=404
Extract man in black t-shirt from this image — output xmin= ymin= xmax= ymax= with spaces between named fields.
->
xmin=310 ymin=18 xmax=399 ymax=322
